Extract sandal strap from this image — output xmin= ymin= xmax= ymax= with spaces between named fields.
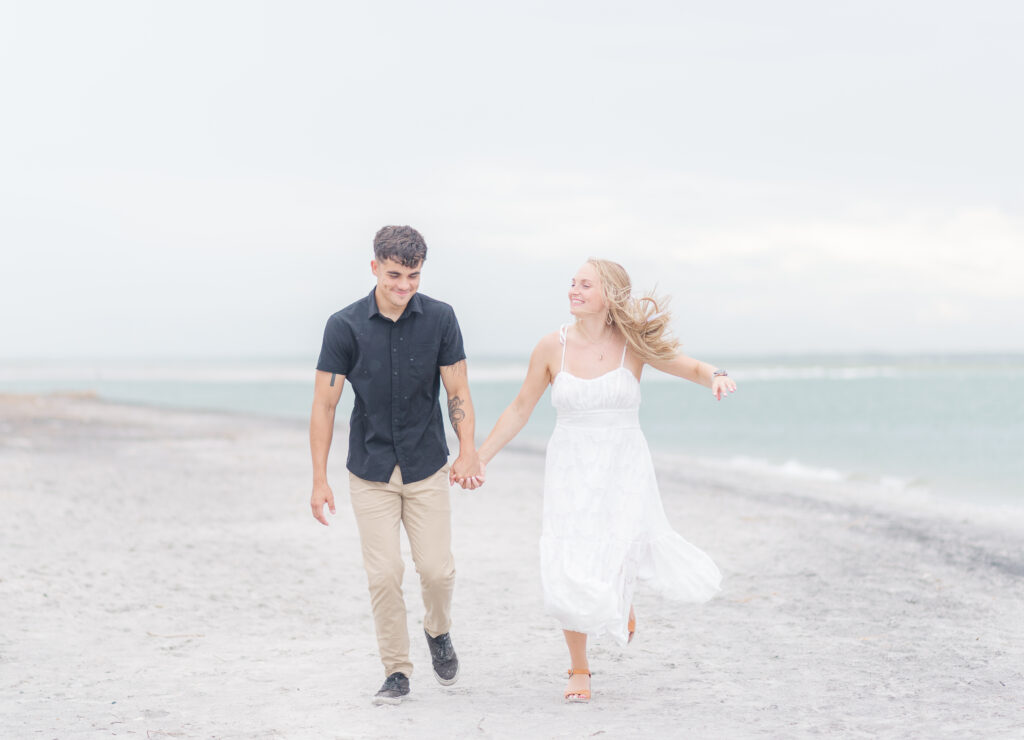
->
xmin=567 ymin=668 xmax=592 ymax=677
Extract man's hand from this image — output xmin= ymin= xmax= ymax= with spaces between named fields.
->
xmin=311 ymin=481 xmax=336 ymax=525
xmin=450 ymin=453 xmax=486 ymax=490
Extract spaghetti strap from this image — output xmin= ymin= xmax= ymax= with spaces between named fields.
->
xmin=559 ymin=323 xmax=569 ymax=372
xmin=619 ymin=340 xmax=628 ymax=368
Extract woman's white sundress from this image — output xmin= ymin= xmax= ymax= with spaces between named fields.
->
xmin=540 ymin=325 xmax=722 ymax=645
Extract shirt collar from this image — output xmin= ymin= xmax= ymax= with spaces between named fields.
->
xmin=366 ymin=287 xmax=424 ymax=321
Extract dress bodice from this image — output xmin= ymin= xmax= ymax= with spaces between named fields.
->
xmin=552 ymin=324 xmax=641 ymax=427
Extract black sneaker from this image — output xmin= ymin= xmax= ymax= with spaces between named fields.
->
xmin=424 ymin=630 xmax=460 ymax=686
xmin=372 ymin=672 xmax=410 ymax=705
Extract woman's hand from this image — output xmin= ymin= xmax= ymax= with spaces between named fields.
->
xmin=711 ymin=374 xmax=737 ymax=401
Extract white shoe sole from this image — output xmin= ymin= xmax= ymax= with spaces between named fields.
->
xmin=372 ymin=694 xmax=407 ymax=706
xmin=433 ymin=664 xmax=460 ymax=686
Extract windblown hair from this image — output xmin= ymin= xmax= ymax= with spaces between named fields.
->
xmin=586 ymin=258 xmax=679 ymax=362
xmin=373 ymin=225 xmax=427 ymax=267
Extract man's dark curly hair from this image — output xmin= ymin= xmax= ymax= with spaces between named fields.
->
xmin=373 ymin=225 xmax=427 ymax=267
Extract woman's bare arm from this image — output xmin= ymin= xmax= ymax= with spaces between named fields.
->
xmin=478 ymin=333 xmax=560 ymax=465
xmin=647 ymin=352 xmax=737 ymax=400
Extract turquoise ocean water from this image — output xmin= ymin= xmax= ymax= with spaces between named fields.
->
xmin=2 ymin=354 xmax=1022 ymax=510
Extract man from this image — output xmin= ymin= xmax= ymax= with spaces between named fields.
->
xmin=310 ymin=225 xmax=484 ymax=705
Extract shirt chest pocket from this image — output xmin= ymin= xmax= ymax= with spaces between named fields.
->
xmin=407 ymin=340 xmax=440 ymax=382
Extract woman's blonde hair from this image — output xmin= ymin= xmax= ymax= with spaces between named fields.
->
xmin=585 ymin=258 xmax=679 ymax=362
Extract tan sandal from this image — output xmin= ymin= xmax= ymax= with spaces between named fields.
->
xmin=564 ymin=668 xmax=592 ymax=703
xmin=628 ymin=608 xmax=636 ymax=644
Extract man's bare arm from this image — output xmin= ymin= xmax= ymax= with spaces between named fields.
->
xmin=439 ymin=360 xmax=482 ymax=487
xmin=310 ymin=369 xmax=345 ymax=525
xmin=447 ymin=395 xmax=466 ymax=435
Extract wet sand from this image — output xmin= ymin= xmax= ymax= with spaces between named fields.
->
xmin=1 ymin=394 xmax=1022 ymax=739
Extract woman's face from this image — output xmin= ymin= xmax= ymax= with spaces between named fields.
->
xmin=568 ymin=263 xmax=606 ymax=318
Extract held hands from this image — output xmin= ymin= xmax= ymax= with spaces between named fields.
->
xmin=450 ymin=452 xmax=486 ymax=490
xmin=311 ymin=480 xmax=336 ymax=525
xmin=712 ymin=374 xmax=737 ymax=401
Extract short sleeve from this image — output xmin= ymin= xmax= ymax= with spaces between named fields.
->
xmin=316 ymin=315 xmax=354 ymax=374
xmin=437 ymin=306 xmax=466 ymax=367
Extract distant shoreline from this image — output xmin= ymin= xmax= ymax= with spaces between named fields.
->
xmin=2 ymin=352 xmax=1022 ymax=513
xmin=4 ymin=390 xmax=1022 ymax=532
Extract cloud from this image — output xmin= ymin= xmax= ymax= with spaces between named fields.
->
xmin=2 ymin=162 xmax=1022 ymax=357
xmin=674 ymin=207 xmax=1024 ymax=300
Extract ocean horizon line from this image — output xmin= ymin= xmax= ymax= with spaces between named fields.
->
xmin=2 ymin=352 xmax=1022 ymax=384
xmin=2 ymin=350 xmax=1023 ymax=364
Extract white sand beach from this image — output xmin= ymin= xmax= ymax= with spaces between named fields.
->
xmin=2 ymin=394 xmax=1023 ymax=739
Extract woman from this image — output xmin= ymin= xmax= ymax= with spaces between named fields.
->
xmin=476 ymin=258 xmax=735 ymax=703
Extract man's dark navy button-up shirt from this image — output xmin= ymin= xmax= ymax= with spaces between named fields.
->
xmin=316 ymin=288 xmax=466 ymax=484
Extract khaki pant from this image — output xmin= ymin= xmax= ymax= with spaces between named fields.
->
xmin=348 ymin=464 xmax=455 ymax=677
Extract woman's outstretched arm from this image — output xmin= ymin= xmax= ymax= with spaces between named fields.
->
xmin=478 ymin=333 xmax=559 ymax=465
xmin=647 ymin=352 xmax=737 ymax=400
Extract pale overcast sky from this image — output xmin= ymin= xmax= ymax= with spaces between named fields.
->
xmin=1 ymin=1 xmax=1022 ymax=359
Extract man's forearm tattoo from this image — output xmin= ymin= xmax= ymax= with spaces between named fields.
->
xmin=448 ymin=395 xmax=466 ymax=434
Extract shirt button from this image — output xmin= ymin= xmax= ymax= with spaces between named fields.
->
xmin=392 ymin=346 xmax=397 ymax=352
xmin=393 ymin=371 xmax=398 ymax=376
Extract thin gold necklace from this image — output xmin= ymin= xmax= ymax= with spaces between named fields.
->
xmin=576 ymin=325 xmax=613 ymax=361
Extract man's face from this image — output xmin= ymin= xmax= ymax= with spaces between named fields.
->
xmin=371 ymin=258 xmax=422 ymax=313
